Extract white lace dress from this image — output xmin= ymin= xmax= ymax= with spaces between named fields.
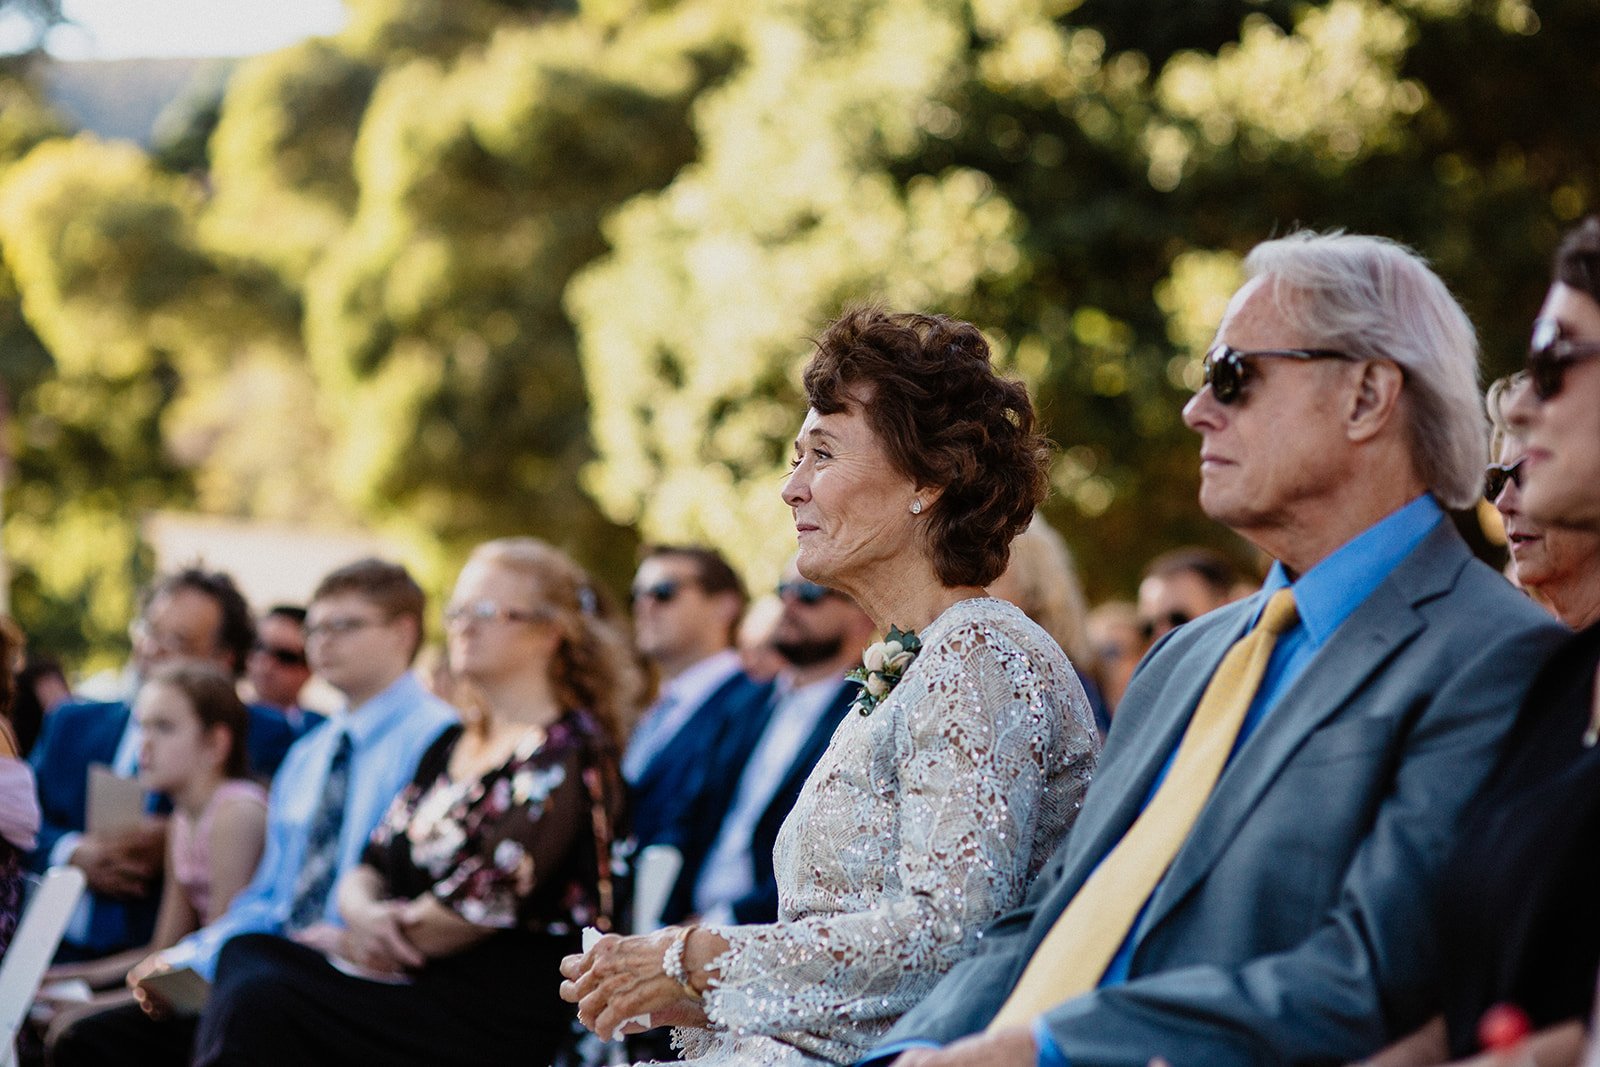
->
xmin=663 ymin=596 xmax=1099 ymax=1065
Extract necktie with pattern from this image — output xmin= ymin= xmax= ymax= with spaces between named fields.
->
xmin=286 ymin=730 xmax=353 ymax=930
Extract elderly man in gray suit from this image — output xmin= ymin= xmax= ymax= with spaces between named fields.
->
xmin=867 ymin=232 xmax=1568 ymax=1067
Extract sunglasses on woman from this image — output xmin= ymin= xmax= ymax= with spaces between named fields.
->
xmin=1200 ymin=344 xmax=1353 ymax=405
xmin=1526 ymin=317 xmax=1600 ymax=400
xmin=1483 ymin=458 xmax=1525 ymax=502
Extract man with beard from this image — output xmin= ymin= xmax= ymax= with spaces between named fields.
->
xmin=659 ymin=560 xmax=876 ymax=926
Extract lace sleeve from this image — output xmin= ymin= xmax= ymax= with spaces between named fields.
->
xmin=699 ymin=618 xmax=1072 ymax=1037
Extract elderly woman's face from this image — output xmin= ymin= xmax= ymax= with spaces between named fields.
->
xmin=781 ymin=394 xmax=924 ymax=592
xmin=1494 ymin=432 xmax=1600 ymax=595
xmin=1509 ymin=282 xmax=1600 ymax=534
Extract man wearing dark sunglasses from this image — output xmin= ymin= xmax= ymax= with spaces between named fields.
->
xmin=659 ymin=559 xmax=875 ymax=929
xmin=1136 ymin=548 xmax=1243 ymax=647
xmin=870 ymin=232 xmax=1567 ymax=1067
xmin=622 ymin=545 xmax=766 ymax=849
xmin=245 ymin=606 xmax=322 ymax=736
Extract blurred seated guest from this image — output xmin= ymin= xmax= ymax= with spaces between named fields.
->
xmin=562 ymin=307 xmax=1099 ymax=1065
xmin=27 ymin=568 xmax=296 ymax=961
xmin=624 ymin=545 xmax=766 ymax=848
xmin=54 ymin=559 xmax=457 ymax=1066
xmin=245 ymin=606 xmax=323 ymax=735
xmin=1136 ymin=546 xmax=1242 ymax=647
xmin=660 ymin=559 xmax=876 ymax=928
xmin=736 ymin=595 xmax=788 ymax=685
xmin=1484 ymin=373 xmax=1600 ymax=630
xmin=1085 ymin=601 xmax=1141 ymax=714
xmin=191 ymin=538 xmax=634 ymax=1066
xmin=45 ymin=664 xmax=267 ymax=1056
xmin=1 ymin=620 xmax=39 ymax=957
xmin=1383 ymin=216 xmax=1600 ymax=1067
xmin=989 ymin=514 xmax=1112 ymax=735
xmin=14 ymin=650 xmax=71 ymax=759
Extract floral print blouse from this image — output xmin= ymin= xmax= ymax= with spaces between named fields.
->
xmin=364 ymin=710 xmax=624 ymax=934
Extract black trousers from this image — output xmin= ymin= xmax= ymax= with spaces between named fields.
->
xmin=193 ymin=932 xmax=577 ymax=1066
xmin=49 ymin=1001 xmax=196 ymax=1067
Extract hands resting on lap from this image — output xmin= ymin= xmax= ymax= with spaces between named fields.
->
xmin=559 ymin=928 xmax=718 ymax=1040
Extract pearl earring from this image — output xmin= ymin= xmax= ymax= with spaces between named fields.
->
xmin=910 ymin=499 xmax=923 ymax=515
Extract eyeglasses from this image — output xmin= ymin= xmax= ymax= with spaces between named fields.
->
xmin=129 ymin=619 xmax=213 ymax=658
xmin=1200 ymin=343 xmax=1353 ymax=406
xmin=776 ymin=580 xmax=838 ymax=606
xmin=631 ymin=579 xmax=689 ymax=605
xmin=1138 ymin=611 xmax=1191 ymax=642
xmin=304 ymin=616 xmax=386 ymax=640
xmin=1483 ymin=458 xmax=1525 ymax=502
xmin=1526 ymin=317 xmax=1600 ymax=400
xmin=443 ymin=599 xmax=547 ymax=627
xmin=251 ymin=642 xmax=307 ymax=668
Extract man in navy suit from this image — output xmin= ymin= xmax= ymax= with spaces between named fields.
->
xmin=622 ymin=545 xmax=765 ymax=848
xmin=27 ymin=568 xmax=298 ymax=958
xmin=661 ymin=563 xmax=876 ymax=926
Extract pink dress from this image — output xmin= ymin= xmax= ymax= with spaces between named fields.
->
xmin=170 ymin=778 xmax=267 ymax=919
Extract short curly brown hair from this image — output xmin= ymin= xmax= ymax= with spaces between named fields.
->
xmin=802 ymin=306 xmax=1051 ymax=587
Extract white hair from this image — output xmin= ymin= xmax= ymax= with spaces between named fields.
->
xmin=1243 ymin=231 xmax=1486 ymax=509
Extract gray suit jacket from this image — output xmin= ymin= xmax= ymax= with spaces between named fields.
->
xmin=877 ymin=521 xmax=1566 ymax=1066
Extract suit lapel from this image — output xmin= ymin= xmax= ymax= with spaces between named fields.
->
xmin=762 ymin=680 xmax=853 ymax=819
xmin=1137 ymin=525 xmax=1464 ymax=939
xmin=1049 ymin=608 xmax=1254 ymax=902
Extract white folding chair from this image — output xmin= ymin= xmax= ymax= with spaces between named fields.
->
xmin=631 ymin=844 xmax=683 ymax=936
xmin=0 ymin=866 xmax=88 ymax=1067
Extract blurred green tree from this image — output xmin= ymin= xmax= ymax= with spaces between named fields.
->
xmin=571 ymin=0 xmax=1600 ymax=597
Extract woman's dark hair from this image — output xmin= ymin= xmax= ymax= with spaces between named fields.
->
xmin=146 ymin=661 xmax=251 ymax=780
xmin=1554 ymin=216 xmax=1600 ymax=304
xmin=803 ymin=306 xmax=1052 ymax=587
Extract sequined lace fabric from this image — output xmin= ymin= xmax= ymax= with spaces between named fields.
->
xmin=659 ymin=596 xmax=1099 ymax=1066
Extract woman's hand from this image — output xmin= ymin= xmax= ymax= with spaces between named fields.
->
xmin=558 ymin=928 xmax=711 ymax=1038
xmin=340 ymin=897 xmax=426 ymax=975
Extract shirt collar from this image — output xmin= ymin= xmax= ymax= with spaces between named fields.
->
xmin=1259 ymin=493 xmax=1444 ymax=647
xmin=661 ymin=647 xmax=743 ymax=709
xmin=336 ymin=671 xmax=433 ymax=749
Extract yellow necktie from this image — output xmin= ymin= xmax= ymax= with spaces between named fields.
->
xmin=989 ymin=589 xmax=1299 ymax=1030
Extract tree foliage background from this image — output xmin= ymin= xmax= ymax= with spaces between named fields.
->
xmin=0 ymin=0 xmax=1594 ymax=667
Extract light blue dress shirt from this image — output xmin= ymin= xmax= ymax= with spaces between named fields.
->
xmin=860 ymin=495 xmax=1442 ymax=1067
xmin=159 ymin=672 xmax=456 ymax=981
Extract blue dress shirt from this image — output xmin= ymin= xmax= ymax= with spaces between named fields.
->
xmin=862 ymin=495 xmax=1443 ymax=1067
xmin=159 ymin=672 xmax=456 ymax=980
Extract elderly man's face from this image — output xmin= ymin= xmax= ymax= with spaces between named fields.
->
xmin=1182 ymin=278 xmax=1361 ymax=544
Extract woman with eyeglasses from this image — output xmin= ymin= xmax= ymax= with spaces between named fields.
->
xmin=562 ymin=307 xmax=1099 ymax=1066
xmin=185 ymin=538 xmax=638 ymax=1066
xmin=1483 ymin=374 xmax=1600 ymax=631
xmin=1362 ymin=217 xmax=1600 ymax=1067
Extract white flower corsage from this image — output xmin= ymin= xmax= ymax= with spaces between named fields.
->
xmin=846 ymin=626 xmax=923 ymax=717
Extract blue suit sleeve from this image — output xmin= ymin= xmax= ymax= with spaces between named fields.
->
xmin=854 ymin=1040 xmax=941 ymax=1066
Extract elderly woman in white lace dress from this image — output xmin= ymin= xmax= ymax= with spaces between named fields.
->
xmin=560 ymin=307 xmax=1100 ymax=1066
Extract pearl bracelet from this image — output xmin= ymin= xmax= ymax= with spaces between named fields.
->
xmin=663 ymin=926 xmax=703 ymax=1001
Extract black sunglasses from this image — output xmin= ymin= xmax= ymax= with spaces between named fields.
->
xmin=1201 ymin=344 xmax=1352 ymax=405
xmin=776 ymin=580 xmax=837 ymax=606
xmin=1483 ymin=458 xmax=1525 ymax=502
xmin=1138 ymin=611 xmax=1191 ymax=642
xmin=252 ymin=642 xmax=307 ymax=668
xmin=631 ymin=579 xmax=688 ymax=604
xmin=1526 ymin=317 xmax=1600 ymax=400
